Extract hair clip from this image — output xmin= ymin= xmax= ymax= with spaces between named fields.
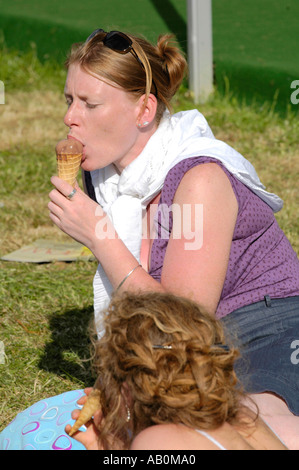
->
xmin=213 ymin=343 xmax=230 ymax=352
xmin=153 ymin=344 xmax=172 ymax=350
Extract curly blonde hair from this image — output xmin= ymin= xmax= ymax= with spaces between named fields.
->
xmin=91 ymin=291 xmax=246 ymax=449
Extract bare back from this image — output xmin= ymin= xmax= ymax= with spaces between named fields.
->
xmin=130 ymin=416 xmax=288 ymax=450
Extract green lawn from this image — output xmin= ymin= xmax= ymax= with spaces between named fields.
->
xmin=0 ymin=0 xmax=298 ymax=112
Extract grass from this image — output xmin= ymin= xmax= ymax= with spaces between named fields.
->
xmin=0 ymin=47 xmax=299 ymax=432
xmin=211 ymin=0 xmax=299 ymax=112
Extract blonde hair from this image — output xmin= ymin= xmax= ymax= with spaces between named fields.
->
xmin=92 ymin=291 xmax=246 ymax=450
xmin=66 ymin=32 xmax=187 ymax=124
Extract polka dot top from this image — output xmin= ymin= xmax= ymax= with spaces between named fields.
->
xmin=149 ymin=157 xmax=299 ymax=319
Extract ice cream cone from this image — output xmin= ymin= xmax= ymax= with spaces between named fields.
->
xmin=68 ymin=388 xmax=101 ymax=437
xmin=56 ymin=139 xmax=83 ymax=187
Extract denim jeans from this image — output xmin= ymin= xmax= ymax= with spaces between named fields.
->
xmin=221 ymin=295 xmax=299 ymax=415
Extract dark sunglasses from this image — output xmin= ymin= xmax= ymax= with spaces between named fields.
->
xmin=86 ymin=29 xmax=157 ymax=97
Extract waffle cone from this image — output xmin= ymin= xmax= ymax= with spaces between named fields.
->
xmin=57 ymin=153 xmax=82 ymax=187
xmin=55 ymin=139 xmax=83 ymax=187
xmin=68 ymin=388 xmax=101 ymax=437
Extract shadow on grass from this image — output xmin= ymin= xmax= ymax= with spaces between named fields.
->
xmin=149 ymin=0 xmax=187 ymax=51
xmin=39 ymin=305 xmax=95 ymax=386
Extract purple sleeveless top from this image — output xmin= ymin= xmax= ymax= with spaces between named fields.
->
xmin=149 ymin=157 xmax=299 ymax=319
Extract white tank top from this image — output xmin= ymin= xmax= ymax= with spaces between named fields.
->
xmin=196 ymin=420 xmax=287 ymax=450
xmin=195 ymin=430 xmax=227 ymax=450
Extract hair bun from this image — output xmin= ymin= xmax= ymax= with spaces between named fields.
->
xmin=156 ymin=34 xmax=187 ymax=96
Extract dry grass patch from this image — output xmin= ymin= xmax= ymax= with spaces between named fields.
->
xmin=0 ymin=90 xmax=66 ymax=151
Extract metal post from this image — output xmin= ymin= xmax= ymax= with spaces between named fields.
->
xmin=187 ymin=0 xmax=213 ymax=103
xmin=0 ymin=80 xmax=4 ymax=105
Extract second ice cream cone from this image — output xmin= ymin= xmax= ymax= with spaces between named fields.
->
xmin=68 ymin=388 xmax=101 ymax=437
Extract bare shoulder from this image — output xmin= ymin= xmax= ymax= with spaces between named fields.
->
xmin=173 ymin=162 xmax=237 ymax=205
xmin=130 ymin=424 xmax=194 ymax=450
xmin=178 ymin=161 xmax=232 ymax=183
xmin=130 ymin=423 xmax=226 ymax=450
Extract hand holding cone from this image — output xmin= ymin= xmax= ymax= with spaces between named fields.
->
xmin=68 ymin=388 xmax=101 ymax=437
xmin=56 ymin=139 xmax=83 ymax=187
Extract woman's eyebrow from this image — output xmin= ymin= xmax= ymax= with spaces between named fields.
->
xmin=64 ymin=90 xmax=98 ymax=102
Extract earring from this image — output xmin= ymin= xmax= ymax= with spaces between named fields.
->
xmin=138 ymin=121 xmax=149 ymax=128
xmin=125 ymin=403 xmax=131 ymax=423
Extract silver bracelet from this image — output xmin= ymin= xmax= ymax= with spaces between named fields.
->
xmin=115 ymin=264 xmax=142 ymax=293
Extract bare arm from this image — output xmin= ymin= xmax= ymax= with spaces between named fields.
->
xmin=161 ymin=163 xmax=238 ymax=315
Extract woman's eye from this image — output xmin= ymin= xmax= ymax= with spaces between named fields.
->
xmin=86 ymin=102 xmax=98 ymax=109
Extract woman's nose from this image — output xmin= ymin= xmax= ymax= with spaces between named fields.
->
xmin=64 ymin=102 xmax=79 ymax=128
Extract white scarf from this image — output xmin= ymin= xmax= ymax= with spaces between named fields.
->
xmin=91 ymin=109 xmax=283 ymax=333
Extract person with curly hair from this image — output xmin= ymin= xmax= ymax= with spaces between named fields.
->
xmin=66 ymin=292 xmax=287 ymax=450
xmin=0 ymin=292 xmax=290 ymax=449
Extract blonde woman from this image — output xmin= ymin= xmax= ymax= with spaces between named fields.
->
xmin=48 ymin=29 xmax=299 ymax=447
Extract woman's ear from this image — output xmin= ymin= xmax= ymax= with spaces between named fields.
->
xmin=136 ymin=93 xmax=157 ymax=129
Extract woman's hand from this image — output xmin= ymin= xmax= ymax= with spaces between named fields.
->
xmin=48 ymin=175 xmax=162 ymax=293
xmin=65 ymin=388 xmax=103 ymax=451
xmin=48 ymin=176 xmax=114 ymax=251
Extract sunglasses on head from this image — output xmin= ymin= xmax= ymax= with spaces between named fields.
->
xmin=86 ymin=29 xmax=157 ymax=97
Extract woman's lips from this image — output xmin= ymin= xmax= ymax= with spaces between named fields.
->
xmin=67 ymin=135 xmax=82 ymax=145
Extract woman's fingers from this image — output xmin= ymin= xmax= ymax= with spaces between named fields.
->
xmin=50 ymin=175 xmax=76 ymax=198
